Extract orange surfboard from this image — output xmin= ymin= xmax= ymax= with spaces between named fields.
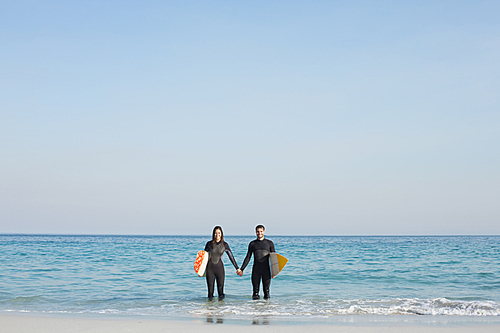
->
xmin=194 ymin=250 xmax=209 ymax=277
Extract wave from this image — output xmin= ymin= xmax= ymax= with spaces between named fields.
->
xmin=3 ymin=297 xmax=499 ymax=321
xmin=321 ymin=298 xmax=500 ymax=316
xmin=186 ymin=297 xmax=500 ymax=318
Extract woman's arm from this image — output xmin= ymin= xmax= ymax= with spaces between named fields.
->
xmin=224 ymin=242 xmax=239 ymax=270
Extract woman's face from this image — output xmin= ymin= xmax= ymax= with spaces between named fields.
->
xmin=214 ymin=229 xmax=222 ymax=242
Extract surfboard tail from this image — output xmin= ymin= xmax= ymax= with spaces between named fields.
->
xmin=270 ymin=252 xmax=288 ymax=278
xmin=277 ymin=254 xmax=288 ymax=271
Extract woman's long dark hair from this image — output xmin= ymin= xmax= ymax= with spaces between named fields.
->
xmin=212 ymin=226 xmax=224 ymax=246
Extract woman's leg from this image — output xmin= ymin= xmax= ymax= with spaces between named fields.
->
xmin=214 ymin=261 xmax=225 ymax=299
xmin=205 ymin=263 xmax=216 ymax=300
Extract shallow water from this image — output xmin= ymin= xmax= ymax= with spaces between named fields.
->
xmin=1 ymin=235 xmax=499 ymax=323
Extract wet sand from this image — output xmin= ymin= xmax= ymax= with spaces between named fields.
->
xmin=2 ymin=314 xmax=499 ymax=333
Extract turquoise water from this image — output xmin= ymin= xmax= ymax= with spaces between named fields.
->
xmin=1 ymin=235 xmax=499 ymax=323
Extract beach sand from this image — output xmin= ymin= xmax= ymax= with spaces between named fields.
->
xmin=2 ymin=314 xmax=499 ymax=333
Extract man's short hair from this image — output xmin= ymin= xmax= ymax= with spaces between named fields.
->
xmin=255 ymin=224 xmax=265 ymax=231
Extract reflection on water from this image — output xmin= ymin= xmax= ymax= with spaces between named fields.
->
xmin=205 ymin=316 xmax=270 ymax=325
xmin=252 ymin=318 xmax=270 ymax=325
xmin=206 ymin=316 xmax=224 ymax=324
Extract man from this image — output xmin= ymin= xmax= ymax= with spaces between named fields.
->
xmin=239 ymin=225 xmax=275 ymax=299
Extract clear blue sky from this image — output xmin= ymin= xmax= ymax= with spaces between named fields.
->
xmin=1 ymin=1 xmax=499 ymax=235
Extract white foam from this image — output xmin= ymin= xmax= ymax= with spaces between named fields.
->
xmin=186 ymin=298 xmax=500 ymax=318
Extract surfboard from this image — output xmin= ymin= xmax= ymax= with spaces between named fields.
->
xmin=194 ymin=250 xmax=209 ymax=277
xmin=269 ymin=252 xmax=288 ymax=278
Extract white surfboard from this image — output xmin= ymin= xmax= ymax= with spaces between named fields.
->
xmin=194 ymin=250 xmax=209 ymax=277
xmin=269 ymin=252 xmax=288 ymax=278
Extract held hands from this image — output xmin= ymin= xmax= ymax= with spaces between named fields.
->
xmin=236 ymin=269 xmax=243 ymax=276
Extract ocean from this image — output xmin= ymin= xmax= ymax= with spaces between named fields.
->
xmin=1 ymin=235 xmax=499 ymax=325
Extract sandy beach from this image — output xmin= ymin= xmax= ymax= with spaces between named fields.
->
xmin=2 ymin=314 xmax=499 ymax=333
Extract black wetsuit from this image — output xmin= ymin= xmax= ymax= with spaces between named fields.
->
xmin=204 ymin=240 xmax=239 ymax=300
xmin=240 ymin=238 xmax=275 ymax=299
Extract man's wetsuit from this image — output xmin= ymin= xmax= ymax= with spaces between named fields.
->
xmin=240 ymin=238 xmax=275 ymax=299
xmin=204 ymin=240 xmax=239 ymax=300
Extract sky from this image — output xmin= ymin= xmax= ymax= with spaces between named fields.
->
xmin=1 ymin=1 xmax=499 ymax=236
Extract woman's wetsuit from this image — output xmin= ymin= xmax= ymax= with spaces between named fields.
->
xmin=204 ymin=240 xmax=239 ymax=300
xmin=240 ymin=238 xmax=275 ymax=299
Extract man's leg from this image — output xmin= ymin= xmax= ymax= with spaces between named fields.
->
xmin=262 ymin=266 xmax=271 ymax=299
xmin=251 ymin=266 xmax=261 ymax=299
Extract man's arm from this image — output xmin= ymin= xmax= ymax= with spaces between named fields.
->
xmin=270 ymin=240 xmax=275 ymax=253
xmin=239 ymin=242 xmax=253 ymax=272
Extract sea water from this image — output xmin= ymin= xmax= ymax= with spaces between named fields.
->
xmin=1 ymin=235 xmax=499 ymax=324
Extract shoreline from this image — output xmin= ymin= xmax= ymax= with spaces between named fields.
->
xmin=2 ymin=313 xmax=500 ymax=333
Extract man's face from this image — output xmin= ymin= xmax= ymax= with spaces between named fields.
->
xmin=256 ymin=228 xmax=265 ymax=240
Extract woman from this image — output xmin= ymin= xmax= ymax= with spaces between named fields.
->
xmin=204 ymin=226 xmax=241 ymax=300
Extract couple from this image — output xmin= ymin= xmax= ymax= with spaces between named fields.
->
xmin=204 ymin=225 xmax=275 ymax=301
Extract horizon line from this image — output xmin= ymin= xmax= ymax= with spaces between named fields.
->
xmin=1 ymin=233 xmax=499 ymax=237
